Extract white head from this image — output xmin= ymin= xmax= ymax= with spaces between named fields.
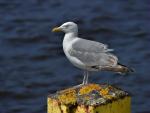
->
xmin=52 ymin=22 xmax=78 ymax=34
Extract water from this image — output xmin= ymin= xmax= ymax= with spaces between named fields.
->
xmin=0 ymin=0 xmax=150 ymax=113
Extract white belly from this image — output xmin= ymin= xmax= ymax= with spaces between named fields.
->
xmin=63 ymin=40 xmax=98 ymax=71
xmin=62 ymin=34 xmax=99 ymax=71
xmin=63 ymin=44 xmax=85 ymax=69
xmin=63 ymin=38 xmax=86 ymax=70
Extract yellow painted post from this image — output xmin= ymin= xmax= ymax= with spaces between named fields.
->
xmin=47 ymin=84 xmax=131 ymax=113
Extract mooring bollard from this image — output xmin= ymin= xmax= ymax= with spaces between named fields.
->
xmin=47 ymin=84 xmax=131 ymax=113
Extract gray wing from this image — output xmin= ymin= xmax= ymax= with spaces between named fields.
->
xmin=70 ymin=38 xmax=118 ymax=66
xmin=72 ymin=38 xmax=113 ymax=53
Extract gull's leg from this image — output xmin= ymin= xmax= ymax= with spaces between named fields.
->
xmin=82 ymin=70 xmax=89 ymax=85
xmin=85 ymin=71 xmax=89 ymax=84
xmin=72 ymin=70 xmax=89 ymax=89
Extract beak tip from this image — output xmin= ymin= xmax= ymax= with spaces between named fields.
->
xmin=51 ymin=29 xmax=55 ymax=32
xmin=52 ymin=27 xmax=61 ymax=32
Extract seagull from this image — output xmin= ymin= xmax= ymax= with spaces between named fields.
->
xmin=52 ymin=22 xmax=133 ymax=85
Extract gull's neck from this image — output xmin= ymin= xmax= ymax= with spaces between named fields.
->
xmin=63 ymin=32 xmax=78 ymax=51
xmin=63 ymin=31 xmax=78 ymax=56
xmin=64 ymin=32 xmax=78 ymax=41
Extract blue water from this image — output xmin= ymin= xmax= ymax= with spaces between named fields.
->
xmin=0 ymin=0 xmax=150 ymax=113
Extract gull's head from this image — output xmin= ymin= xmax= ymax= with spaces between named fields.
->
xmin=52 ymin=22 xmax=78 ymax=34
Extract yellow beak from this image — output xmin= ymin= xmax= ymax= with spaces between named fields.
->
xmin=52 ymin=27 xmax=62 ymax=32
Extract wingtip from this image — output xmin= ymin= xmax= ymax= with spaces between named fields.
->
xmin=107 ymin=49 xmax=114 ymax=52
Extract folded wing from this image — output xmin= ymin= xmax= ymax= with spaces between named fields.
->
xmin=70 ymin=38 xmax=118 ymax=67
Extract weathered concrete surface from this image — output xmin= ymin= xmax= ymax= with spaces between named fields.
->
xmin=48 ymin=84 xmax=131 ymax=113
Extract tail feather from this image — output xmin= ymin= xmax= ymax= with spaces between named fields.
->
xmin=117 ymin=63 xmax=134 ymax=74
xmin=100 ymin=63 xmax=134 ymax=74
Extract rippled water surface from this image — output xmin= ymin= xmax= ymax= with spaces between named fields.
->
xmin=0 ymin=0 xmax=150 ymax=113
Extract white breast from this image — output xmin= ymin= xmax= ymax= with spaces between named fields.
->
xmin=62 ymin=34 xmax=86 ymax=70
